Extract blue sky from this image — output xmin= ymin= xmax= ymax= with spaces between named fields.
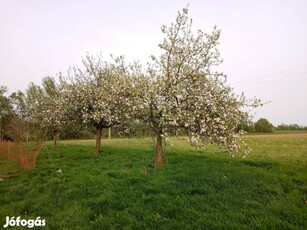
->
xmin=0 ymin=0 xmax=306 ymax=125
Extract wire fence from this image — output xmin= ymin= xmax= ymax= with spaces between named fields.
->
xmin=0 ymin=141 xmax=44 ymax=170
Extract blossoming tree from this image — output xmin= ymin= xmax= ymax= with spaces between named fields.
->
xmin=133 ymin=7 xmax=261 ymax=166
xmin=62 ymin=55 xmax=133 ymax=155
xmin=27 ymin=77 xmax=67 ymax=147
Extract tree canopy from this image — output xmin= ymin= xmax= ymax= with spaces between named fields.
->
xmin=254 ymin=118 xmax=274 ymax=133
xmin=132 ymin=7 xmax=261 ymax=166
xmin=61 ymin=54 xmax=133 ymax=154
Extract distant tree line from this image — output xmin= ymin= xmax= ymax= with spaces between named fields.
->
xmin=276 ymin=123 xmax=307 ymax=131
xmin=237 ymin=118 xmax=307 ymax=133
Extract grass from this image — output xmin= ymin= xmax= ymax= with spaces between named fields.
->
xmin=245 ymin=130 xmax=307 ymax=135
xmin=0 ymin=135 xmax=306 ymax=229
xmin=0 ymin=156 xmax=22 ymax=179
xmin=273 ymin=130 xmax=307 ymax=134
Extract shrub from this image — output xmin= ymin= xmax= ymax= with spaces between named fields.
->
xmin=254 ymin=118 xmax=274 ymax=132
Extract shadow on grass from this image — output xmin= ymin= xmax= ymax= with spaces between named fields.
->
xmin=242 ymin=160 xmax=276 ymax=169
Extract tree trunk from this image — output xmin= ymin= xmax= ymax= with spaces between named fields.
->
xmin=95 ymin=127 xmax=102 ymax=155
xmin=155 ymin=132 xmax=163 ymax=167
xmin=108 ymin=127 xmax=111 ymax=139
xmin=53 ymin=131 xmax=58 ymax=149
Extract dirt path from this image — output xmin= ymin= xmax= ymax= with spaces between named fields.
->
xmin=244 ymin=133 xmax=307 ymax=139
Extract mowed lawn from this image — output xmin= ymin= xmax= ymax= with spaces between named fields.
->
xmin=0 ymin=134 xmax=306 ymax=229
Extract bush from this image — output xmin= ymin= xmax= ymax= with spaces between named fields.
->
xmin=254 ymin=118 xmax=274 ymax=132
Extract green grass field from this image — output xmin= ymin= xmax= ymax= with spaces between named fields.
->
xmin=0 ymin=134 xmax=306 ymax=229
xmin=0 ymin=157 xmax=22 ymax=180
